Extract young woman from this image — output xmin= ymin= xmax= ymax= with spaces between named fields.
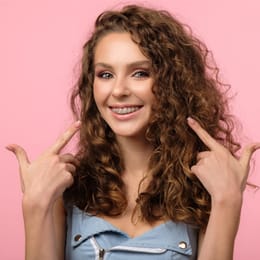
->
xmin=7 ymin=4 xmax=260 ymax=260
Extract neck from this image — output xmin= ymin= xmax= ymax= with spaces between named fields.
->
xmin=116 ymin=135 xmax=153 ymax=177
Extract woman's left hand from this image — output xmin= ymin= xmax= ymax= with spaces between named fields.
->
xmin=187 ymin=117 xmax=260 ymax=203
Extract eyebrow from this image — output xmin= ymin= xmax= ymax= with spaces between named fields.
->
xmin=94 ymin=60 xmax=151 ymax=69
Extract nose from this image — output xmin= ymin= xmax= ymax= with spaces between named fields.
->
xmin=111 ymin=76 xmax=130 ymax=98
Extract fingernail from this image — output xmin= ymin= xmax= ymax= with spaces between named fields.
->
xmin=75 ymin=120 xmax=81 ymax=128
xmin=187 ymin=117 xmax=195 ymax=125
xmin=5 ymin=145 xmax=14 ymax=152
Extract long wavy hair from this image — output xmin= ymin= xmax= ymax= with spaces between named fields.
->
xmin=64 ymin=5 xmax=240 ymax=229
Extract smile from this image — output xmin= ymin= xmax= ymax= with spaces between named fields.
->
xmin=110 ymin=106 xmax=142 ymax=115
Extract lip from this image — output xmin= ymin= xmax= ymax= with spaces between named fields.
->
xmin=109 ymin=104 xmax=143 ymax=108
xmin=108 ymin=104 xmax=143 ymax=120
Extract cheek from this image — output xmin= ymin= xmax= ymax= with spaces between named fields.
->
xmin=140 ymin=87 xmax=155 ymax=105
xmin=141 ymin=81 xmax=155 ymax=103
xmin=93 ymin=83 xmax=105 ymax=106
xmin=93 ymin=80 xmax=111 ymax=102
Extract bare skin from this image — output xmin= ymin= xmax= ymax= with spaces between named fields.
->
xmin=7 ymin=121 xmax=81 ymax=260
xmin=187 ymin=117 xmax=260 ymax=260
xmin=7 ymin=118 xmax=260 ymax=260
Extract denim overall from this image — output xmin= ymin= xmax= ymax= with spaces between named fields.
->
xmin=66 ymin=206 xmax=198 ymax=259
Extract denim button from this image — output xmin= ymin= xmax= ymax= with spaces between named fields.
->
xmin=178 ymin=241 xmax=187 ymax=249
xmin=74 ymin=234 xmax=82 ymax=241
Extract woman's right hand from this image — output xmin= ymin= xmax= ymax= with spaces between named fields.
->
xmin=6 ymin=121 xmax=81 ymax=209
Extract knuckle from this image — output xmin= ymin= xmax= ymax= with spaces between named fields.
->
xmin=66 ymin=163 xmax=76 ymax=172
xmin=247 ymin=145 xmax=256 ymax=154
xmin=64 ymin=172 xmax=74 ymax=185
xmin=191 ymin=165 xmax=198 ymax=172
xmin=59 ymin=162 xmax=67 ymax=171
xmin=63 ymin=153 xmax=72 ymax=159
xmin=51 ymin=154 xmax=60 ymax=164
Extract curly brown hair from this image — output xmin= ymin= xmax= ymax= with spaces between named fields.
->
xmin=64 ymin=4 xmax=240 ymax=230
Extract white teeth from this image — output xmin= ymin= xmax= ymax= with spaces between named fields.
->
xmin=111 ymin=106 xmax=140 ymax=115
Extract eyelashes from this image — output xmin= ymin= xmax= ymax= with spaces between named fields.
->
xmin=97 ymin=72 xmax=113 ymax=79
xmin=96 ymin=70 xmax=151 ymax=79
xmin=132 ymin=70 xmax=150 ymax=78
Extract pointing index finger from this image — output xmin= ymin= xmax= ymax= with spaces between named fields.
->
xmin=187 ymin=117 xmax=222 ymax=151
xmin=49 ymin=121 xmax=81 ymax=154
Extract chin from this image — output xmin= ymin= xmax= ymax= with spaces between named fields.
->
xmin=112 ymin=127 xmax=147 ymax=139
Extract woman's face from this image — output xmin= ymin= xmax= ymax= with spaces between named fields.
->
xmin=93 ymin=32 xmax=155 ymax=139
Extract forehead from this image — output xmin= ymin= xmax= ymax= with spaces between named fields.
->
xmin=94 ymin=32 xmax=149 ymax=65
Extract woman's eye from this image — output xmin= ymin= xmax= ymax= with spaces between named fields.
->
xmin=133 ymin=70 xmax=150 ymax=78
xmin=97 ymin=72 xmax=113 ymax=79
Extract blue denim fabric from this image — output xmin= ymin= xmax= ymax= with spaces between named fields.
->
xmin=66 ymin=206 xmax=198 ymax=259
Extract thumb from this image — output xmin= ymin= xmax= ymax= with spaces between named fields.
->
xmin=239 ymin=142 xmax=260 ymax=169
xmin=6 ymin=144 xmax=30 ymax=171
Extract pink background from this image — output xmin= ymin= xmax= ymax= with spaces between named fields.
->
xmin=1 ymin=0 xmax=260 ymax=259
